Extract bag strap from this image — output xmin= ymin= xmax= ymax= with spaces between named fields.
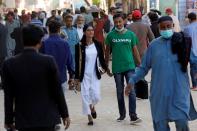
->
xmin=78 ymin=43 xmax=82 ymax=78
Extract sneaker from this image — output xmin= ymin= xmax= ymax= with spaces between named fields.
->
xmin=130 ymin=116 xmax=142 ymax=124
xmin=117 ymin=116 xmax=125 ymax=122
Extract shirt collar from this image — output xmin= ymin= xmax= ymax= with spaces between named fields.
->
xmin=24 ymin=47 xmax=38 ymax=52
xmin=65 ymin=26 xmax=74 ymax=30
xmin=77 ymin=25 xmax=84 ymax=29
xmin=49 ymin=34 xmax=60 ymax=37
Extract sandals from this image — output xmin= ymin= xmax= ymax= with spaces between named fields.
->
xmin=88 ymin=115 xmax=94 ymax=126
xmin=91 ymin=111 xmax=97 ymax=119
xmin=87 ymin=105 xmax=96 ymax=126
xmin=90 ymin=106 xmax=97 ymax=119
xmin=88 ymin=121 xmax=94 ymax=126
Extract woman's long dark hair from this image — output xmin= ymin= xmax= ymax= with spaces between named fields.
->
xmin=80 ymin=34 xmax=97 ymax=46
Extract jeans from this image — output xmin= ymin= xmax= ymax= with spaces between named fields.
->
xmin=153 ymin=119 xmax=189 ymax=131
xmin=114 ymin=69 xmax=136 ymax=118
xmin=190 ymin=52 xmax=197 ymax=87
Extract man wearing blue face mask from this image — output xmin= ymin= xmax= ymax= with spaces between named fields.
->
xmin=125 ymin=16 xmax=197 ymax=131
xmin=160 ymin=27 xmax=174 ymax=39
xmin=158 ymin=16 xmax=174 ymax=39
xmin=160 ymin=28 xmax=174 ymax=38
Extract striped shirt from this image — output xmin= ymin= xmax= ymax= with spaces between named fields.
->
xmin=31 ymin=19 xmax=43 ymax=27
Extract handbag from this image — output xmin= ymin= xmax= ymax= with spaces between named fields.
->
xmin=74 ymin=44 xmax=82 ymax=92
xmin=135 ymin=80 xmax=148 ymax=99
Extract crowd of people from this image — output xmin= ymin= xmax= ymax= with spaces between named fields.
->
xmin=0 ymin=5 xmax=197 ymax=131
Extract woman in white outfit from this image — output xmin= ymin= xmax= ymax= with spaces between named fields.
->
xmin=75 ymin=25 xmax=107 ymax=125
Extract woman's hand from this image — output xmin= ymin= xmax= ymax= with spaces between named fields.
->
xmin=106 ymin=68 xmax=113 ymax=77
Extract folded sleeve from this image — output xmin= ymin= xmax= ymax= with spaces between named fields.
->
xmin=129 ymin=45 xmax=152 ymax=85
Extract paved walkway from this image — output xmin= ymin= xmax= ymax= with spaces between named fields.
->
xmin=0 ymin=72 xmax=197 ymax=131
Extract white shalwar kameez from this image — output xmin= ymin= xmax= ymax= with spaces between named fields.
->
xmin=81 ymin=43 xmax=100 ymax=115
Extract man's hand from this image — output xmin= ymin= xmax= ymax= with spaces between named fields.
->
xmin=74 ymin=79 xmax=81 ymax=92
xmin=125 ymin=84 xmax=133 ymax=96
xmin=106 ymin=68 xmax=113 ymax=77
xmin=4 ymin=124 xmax=15 ymax=131
xmin=63 ymin=117 xmax=71 ymax=130
xmin=68 ymin=79 xmax=75 ymax=87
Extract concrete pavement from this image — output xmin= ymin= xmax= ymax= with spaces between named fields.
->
xmin=0 ymin=72 xmax=197 ymax=131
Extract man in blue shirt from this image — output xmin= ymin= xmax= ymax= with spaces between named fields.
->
xmin=41 ymin=20 xmax=75 ymax=95
xmin=184 ymin=12 xmax=197 ymax=91
xmin=61 ymin=15 xmax=80 ymax=90
xmin=5 ymin=11 xmax=20 ymax=58
xmin=61 ymin=15 xmax=80 ymax=68
xmin=30 ymin=11 xmax=43 ymax=27
xmin=125 ymin=16 xmax=197 ymax=131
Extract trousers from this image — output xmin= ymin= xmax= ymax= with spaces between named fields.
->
xmin=153 ymin=119 xmax=189 ymax=131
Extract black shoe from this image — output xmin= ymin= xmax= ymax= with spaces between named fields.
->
xmin=130 ymin=116 xmax=142 ymax=124
xmin=116 ymin=116 xmax=125 ymax=122
xmin=88 ymin=121 xmax=94 ymax=126
xmin=91 ymin=111 xmax=97 ymax=119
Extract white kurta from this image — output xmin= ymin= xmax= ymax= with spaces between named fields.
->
xmin=76 ymin=27 xmax=83 ymax=40
xmin=81 ymin=43 xmax=101 ymax=115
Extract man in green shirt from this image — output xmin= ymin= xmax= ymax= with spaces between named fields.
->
xmin=105 ymin=13 xmax=141 ymax=124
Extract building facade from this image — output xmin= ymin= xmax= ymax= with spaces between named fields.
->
xmin=2 ymin=0 xmax=196 ymax=29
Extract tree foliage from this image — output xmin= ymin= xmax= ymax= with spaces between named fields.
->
xmin=93 ymin=0 xmax=100 ymax=6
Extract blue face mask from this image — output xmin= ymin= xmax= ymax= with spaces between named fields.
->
xmin=160 ymin=29 xmax=174 ymax=39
